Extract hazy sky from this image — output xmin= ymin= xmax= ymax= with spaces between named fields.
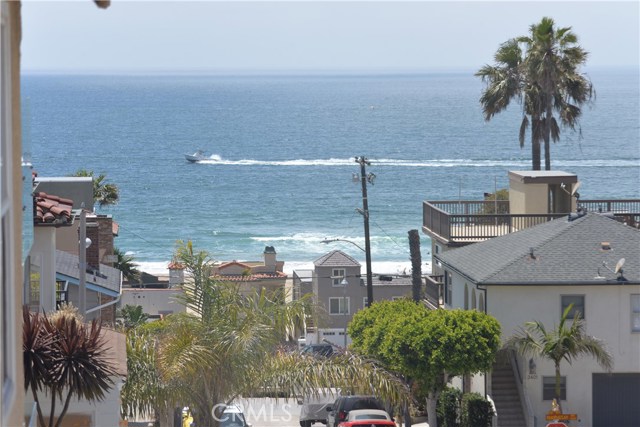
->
xmin=21 ymin=1 xmax=639 ymax=73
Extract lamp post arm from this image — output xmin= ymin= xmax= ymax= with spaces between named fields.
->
xmin=320 ymin=238 xmax=366 ymax=253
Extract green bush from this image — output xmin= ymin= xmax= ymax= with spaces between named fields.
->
xmin=436 ymin=387 xmax=462 ymax=427
xmin=460 ymin=393 xmax=494 ymax=427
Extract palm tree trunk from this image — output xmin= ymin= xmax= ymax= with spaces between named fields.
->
xmin=48 ymin=392 xmax=56 ymax=427
xmin=53 ymin=390 xmax=75 ymax=427
xmin=544 ymin=103 xmax=553 ymax=170
xmin=408 ymin=230 xmax=422 ymax=302
xmin=531 ymin=125 xmax=541 ymax=171
xmin=30 ymin=386 xmax=47 ymax=427
xmin=555 ymin=362 xmax=563 ymax=413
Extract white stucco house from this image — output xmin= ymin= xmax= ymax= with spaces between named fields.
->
xmin=433 ymin=212 xmax=639 ymax=427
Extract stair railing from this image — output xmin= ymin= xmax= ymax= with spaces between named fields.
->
xmin=508 ymin=349 xmax=536 ymax=427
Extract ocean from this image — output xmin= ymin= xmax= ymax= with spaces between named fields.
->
xmin=22 ymin=69 xmax=640 ymax=275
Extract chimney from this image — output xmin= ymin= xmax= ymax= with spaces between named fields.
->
xmin=263 ymin=246 xmax=277 ymax=271
xmin=168 ymin=261 xmax=185 ymax=287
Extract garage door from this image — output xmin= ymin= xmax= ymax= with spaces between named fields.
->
xmin=593 ymin=373 xmax=640 ymax=427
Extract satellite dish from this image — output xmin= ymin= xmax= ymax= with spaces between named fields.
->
xmin=615 ymin=258 xmax=626 ymax=274
xmin=571 ymin=181 xmax=581 ymax=196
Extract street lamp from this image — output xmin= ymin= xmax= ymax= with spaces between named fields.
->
xmin=341 ymin=277 xmax=348 ymax=347
xmin=320 ymin=238 xmax=366 ymax=253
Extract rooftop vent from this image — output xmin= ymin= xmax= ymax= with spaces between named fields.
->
xmin=378 ymin=275 xmax=393 ymax=282
xmin=601 ymin=242 xmax=611 ymax=251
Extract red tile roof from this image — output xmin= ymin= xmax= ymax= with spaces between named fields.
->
xmin=211 ymin=272 xmax=288 ymax=282
xmin=34 ymin=192 xmax=74 ymax=226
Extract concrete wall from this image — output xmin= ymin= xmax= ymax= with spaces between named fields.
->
xmin=120 ymin=288 xmax=186 ymax=318
xmin=34 ymin=177 xmax=94 ymax=211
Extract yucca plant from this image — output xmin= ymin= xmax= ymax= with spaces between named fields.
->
xmin=23 ymin=305 xmax=117 ymax=427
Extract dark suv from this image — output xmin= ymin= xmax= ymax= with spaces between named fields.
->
xmin=300 ymin=344 xmax=335 ymax=358
xmin=325 ymin=396 xmax=385 ymax=427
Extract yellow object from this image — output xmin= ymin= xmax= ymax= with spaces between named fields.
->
xmin=182 ymin=411 xmax=194 ymax=427
xmin=550 ymin=398 xmax=561 ymax=414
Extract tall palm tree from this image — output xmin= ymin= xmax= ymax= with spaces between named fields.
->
xmin=72 ymin=169 xmax=119 ymax=207
xmin=519 ymin=17 xmax=593 ymax=170
xmin=505 ymin=304 xmax=613 ymax=411
xmin=114 ymin=247 xmax=141 ymax=283
xmin=477 ymin=17 xmax=593 ymax=171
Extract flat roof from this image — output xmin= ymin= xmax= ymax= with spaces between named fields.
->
xmin=508 ymin=170 xmax=578 ymax=184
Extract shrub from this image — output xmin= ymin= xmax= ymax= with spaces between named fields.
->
xmin=460 ymin=392 xmax=494 ymax=427
xmin=436 ymin=387 xmax=462 ymax=427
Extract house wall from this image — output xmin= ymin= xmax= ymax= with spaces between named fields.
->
xmin=1 ymin=2 xmax=25 ymax=426
xmin=446 ymin=265 xmax=640 ymax=426
xmin=509 ymin=180 xmax=548 ymax=215
xmin=314 ymin=265 xmax=363 ymax=330
xmin=34 ymin=177 xmax=93 ymax=211
xmin=31 ymin=227 xmax=57 ymax=311
xmin=120 ymin=288 xmax=186 ymax=318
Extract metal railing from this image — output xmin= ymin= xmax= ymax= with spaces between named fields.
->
xmin=423 ymin=199 xmax=640 ymax=243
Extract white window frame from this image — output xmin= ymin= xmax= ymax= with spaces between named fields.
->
xmin=631 ymin=294 xmax=640 ymax=333
xmin=332 ymin=269 xmax=346 ymax=286
xmin=329 ymin=297 xmax=350 ymax=315
xmin=561 ymin=295 xmax=585 ymax=320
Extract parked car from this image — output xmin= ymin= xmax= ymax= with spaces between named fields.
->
xmin=299 ymin=388 xmax=339 ymax=427
xmin=219 ymin=404 xmax=251 ymax=427
xmin=337 ymin=409 xmax=395 ymax=427
xmin=325 ymin=396 xmax=385 ymax=427
xmin=300 ymin=343 xmax=335 ymax=358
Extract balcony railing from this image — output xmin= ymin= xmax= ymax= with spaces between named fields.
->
xmin=423 ymin=199 xmax=640 ymax=244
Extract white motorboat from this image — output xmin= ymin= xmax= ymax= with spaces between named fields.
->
xmin=185 ymin=150 xmax=208 ymax=163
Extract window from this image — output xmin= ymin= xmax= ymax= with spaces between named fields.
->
xmin=561 ymin=295 xmax=585 ymax=319
xmin=443 ymin=272 xmax=452 ymax=305
xmin=329 ymin=297 xmax=349 ymax=315
xmin=464 ymin=284 xmax=469 ymax=310
xmin=332 ymin=269 xmax=346 ymax=286
xmin=631 ymin=295 xmax=640 ymax=332
xmin=362 ymin=297 xmax=368 ymax=308
xmin=543 ymin=376 xmax=566 ymax=400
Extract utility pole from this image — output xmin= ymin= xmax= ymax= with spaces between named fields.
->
xmin=355 ymin=156 xmax=374 ymax=308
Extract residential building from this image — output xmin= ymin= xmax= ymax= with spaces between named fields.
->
xmin=434 ymin=212 xmax=639 ymax=426
xmin=210 ymin=246 xmax=288 ymax=295
xmin=1 ymin=2 xmax=26 ymax=425
xmin=302 ymin=250 xmax=415 ymax=347
xmin=120 ymin=268 xmax=186 ymax=320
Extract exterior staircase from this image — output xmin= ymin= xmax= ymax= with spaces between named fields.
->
xmin=491 ymin=351 xmax=527 ymax=427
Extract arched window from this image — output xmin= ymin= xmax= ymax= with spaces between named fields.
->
xmin=464 ymin=284 xmax=469 ymax=310
xmin=471 ymin=289 xmax=477 ymax=310
xmin=479 ymin=293 xmax=485 ymax=312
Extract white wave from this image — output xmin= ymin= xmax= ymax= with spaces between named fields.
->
xmin=137 ymin=260 xmax=430 ymax=277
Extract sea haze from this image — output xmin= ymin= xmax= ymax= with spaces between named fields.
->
xmin=22 ymin=70 xmax=640 ymax=274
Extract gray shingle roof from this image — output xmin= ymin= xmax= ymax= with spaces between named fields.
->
xmin=436 ymin=213 xmax=639 ymax=285
xmin=314 ymin=250 xmax=361 ymax=268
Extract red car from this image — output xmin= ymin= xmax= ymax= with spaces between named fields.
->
xmin=337 ymin=409 xmax=395 ymax=427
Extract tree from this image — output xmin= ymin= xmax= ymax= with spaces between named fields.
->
xmin=114 ymin=247 xmax=141 ymax=283
xmin=23 ymin=305 xmax=117 ymax=427
xmin=349 ymin=301 xmax=501 ymax=427
xmin=505 ymin=304 xmax=613 ymax=412
xmin=476 ymin=17 xmax=593 ymax=171
xmin=116 ymin=304 xmax=148 ymax=331
xmin=408 ymin=229 xmax=423 ymax=302
xmin=71 ymin=169 xmax=119 ymax=207
xmin=120 ymin=241 xmax=409 ymax=427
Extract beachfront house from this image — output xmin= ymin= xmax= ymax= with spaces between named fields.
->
xmin=210 ymin=246 xmax=288 ymax=295
xmin=298 ymin=250 xmax=419 ymax=347
xmin=433 ymin=212 xmax=639 ymax=427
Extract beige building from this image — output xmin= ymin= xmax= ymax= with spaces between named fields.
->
xmin=1 ymin=2 xmax=26 ymax=425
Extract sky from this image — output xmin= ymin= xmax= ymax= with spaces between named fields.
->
xmin=20 ymin=0 xmax=640 ymax=73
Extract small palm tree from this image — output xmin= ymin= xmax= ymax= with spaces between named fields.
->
xmin=72 ymin=169 xmax=119 ymax=207
xmin=505 ymin=304 xmax=613 ymax=411
xmin=117 ymin=304 xmax=148 ymax=330
xmin=114 ymin=247 xmax=141 ymax=283
xmin=23 ymin=305 xmax=117 ymax=427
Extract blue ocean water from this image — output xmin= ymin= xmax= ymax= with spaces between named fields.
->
xmin=22 ymin=70 xmax=640 ymax=273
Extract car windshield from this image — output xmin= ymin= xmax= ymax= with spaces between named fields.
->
xmin=354 ymin=414 xmax=387 ymax=420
